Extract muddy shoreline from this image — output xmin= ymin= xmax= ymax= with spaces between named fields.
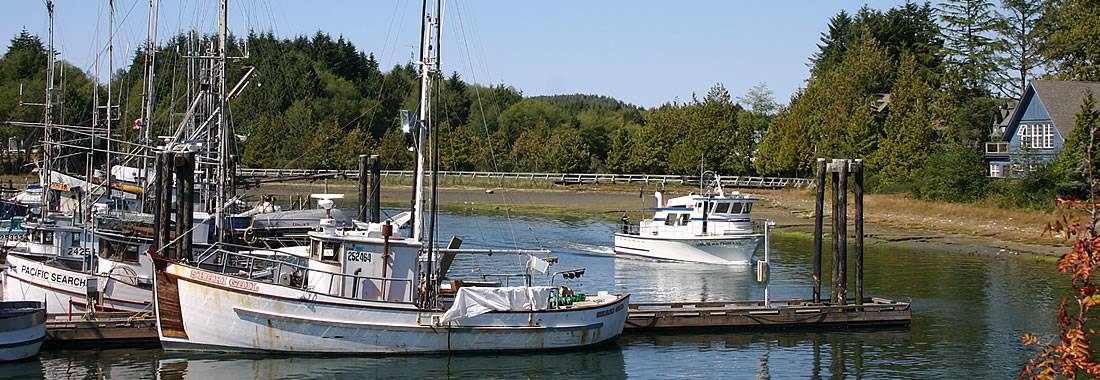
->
xmin=255 ymin=181 xmax=1067 ymax=259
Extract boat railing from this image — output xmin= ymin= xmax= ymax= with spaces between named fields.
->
xmin=193 ymin=247 xmax=414 ymax=303
xmin=634 ymin=223 xmax=758 ymax=238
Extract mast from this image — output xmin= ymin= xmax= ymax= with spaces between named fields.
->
xmin=216 ymin=0 xmax=230 ymax=243
xmin=139 ymin=0 xmax=159 ymax=201
xmin=412 ymin=0 xmax=433 ymax=242
xmin=42 ymin=0 xmax=55 ymax=209
xmin=105 ymin=0 xmax=115 ymax=204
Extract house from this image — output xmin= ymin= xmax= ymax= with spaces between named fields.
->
xmin=985 ymin=80 xmax=1100 ymax=178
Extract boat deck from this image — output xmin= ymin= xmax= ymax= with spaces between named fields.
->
xmin=44 ymin=312 xmax=158 ymax=345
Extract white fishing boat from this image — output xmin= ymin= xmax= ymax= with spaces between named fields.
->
xmin=150 ymin=1 xmax=630 ymax=354
xmin=0 ymin=301 xmax=46 ymax=361
xmin=614 ymin=172 xmax=763 ymax=264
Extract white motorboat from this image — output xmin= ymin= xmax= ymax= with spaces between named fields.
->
xmin=614 ymin=172 xmax=763 ymax=264
xmin=0 ymin=301 xmax=46 ymax=361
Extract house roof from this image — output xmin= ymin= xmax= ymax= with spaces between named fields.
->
xmin=1031 ymin=80 xmax=1100 ymax=137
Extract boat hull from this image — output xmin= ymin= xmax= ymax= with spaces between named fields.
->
xmin=155 ymin=263 xmax=629 ymax=354
xmin=3 ymin=253 xmax=151 ymax=314
xmin=613 ymin=233 xmax=762 ymax=264
xmin=0 ymin=301 xmax=46 ymax=361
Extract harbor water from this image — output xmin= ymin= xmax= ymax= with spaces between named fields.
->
xmin=2 ymin=210 xmax=1062 ymax=379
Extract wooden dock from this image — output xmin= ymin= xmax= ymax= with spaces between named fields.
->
xmin=625 ymin=298 xmax=911 ymax=331
xmin=37 ymin=299 xmax=910 ymax=344
xmin=45 ymin=312 xmax=159 ymax=345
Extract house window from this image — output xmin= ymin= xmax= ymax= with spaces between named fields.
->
xmin=1019 ymin=123 xmax=1054 ymax=149
xmin=990 ymin=163 xmax=1002 ymax=178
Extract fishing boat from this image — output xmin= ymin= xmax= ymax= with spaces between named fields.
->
xmin=150 ymin=0 xmax=629 ymax=354
xmin=613 ymin=172 xmax=763 ymax=264
xmin=0 ymin=301 xmax=46 ymax=361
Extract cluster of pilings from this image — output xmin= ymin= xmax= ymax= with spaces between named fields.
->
xmin=811 ymin=158 xmax=866 ymax=305
xmin=153 ymin=150 xmax=196 ymax=261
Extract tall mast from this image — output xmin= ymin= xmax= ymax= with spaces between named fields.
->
xmin=412 ymin=0 xmax=436 ymax=242
xmin=139 ymin=0 xmax=159 ymax=198
xmin=42 ymin=0 xmax=55 ymax=209
xmin=216 ymin=0 xmax=230 ymax=243
xmin=105 ymin=0 xmax=115 ymax=204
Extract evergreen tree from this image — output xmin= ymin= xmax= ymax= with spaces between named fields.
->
xmin=994 ymin=0 xmax=1046 ymax=100
xmin=1053 ymin=90 xmax=1100 ymax=198
xmin=875 ymin=53 xmax=938 ymax=185
xmin=938 ymin=0 xmax=1004 ymax=90
xmin=1040 ymin=0 xmax=1100 ymax=81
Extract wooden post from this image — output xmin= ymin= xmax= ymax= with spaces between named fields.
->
xmin=812 ymin=158 xmax=825 ymax=303
xmin=837 ymin=159 xmax=848 ymax=305
xmin=853 ymin=159 xmax=865 ymax=305
xmin=357 ymin=154 xmax=369 ymax=222
xmin=830 ymin=169 xmax=840 ymax=304
xmin=155 ymin=151 xmax=174 ymax=258
xmin=174 ymin=152 xmax=195 ymax=262
xmin=369 ymin=154 xmax=381 ymax=223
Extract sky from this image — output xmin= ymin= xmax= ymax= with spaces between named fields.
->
xmin=3 ymin=0 xmax=913 ymax=108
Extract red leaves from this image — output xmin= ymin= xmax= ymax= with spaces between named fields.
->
xmin=1022 ymin=209 xmax=1100 ymax=379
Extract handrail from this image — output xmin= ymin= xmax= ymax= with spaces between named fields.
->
xmin=235 ymin=168 xmax=816 ymax=189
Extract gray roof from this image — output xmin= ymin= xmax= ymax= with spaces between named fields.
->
xmin=1031 ymin=80 xmax=1100 ymax=137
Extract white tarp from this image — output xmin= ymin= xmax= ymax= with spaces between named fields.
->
xmin=440 ymin=286 xmax=553 ymax=323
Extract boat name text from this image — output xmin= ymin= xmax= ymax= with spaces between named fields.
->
xmin=18 ymin=264 xmax=86 ymax=288
xmin=189 ymin=269 xmax=259 ymax=291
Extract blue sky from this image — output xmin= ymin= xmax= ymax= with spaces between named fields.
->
xmin=4 ymin=1 xmax=912 ymax=108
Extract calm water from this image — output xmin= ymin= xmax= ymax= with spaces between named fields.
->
xmin=2 ymin=210 xmax=1063 ymax=379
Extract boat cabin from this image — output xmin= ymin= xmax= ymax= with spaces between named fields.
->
xmin=304 ymin=219 xmax=421 ymax=303
xmin=635 ymin=193 xmax=757 ymax=237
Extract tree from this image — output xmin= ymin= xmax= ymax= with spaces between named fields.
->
xmin=995 ymin=0 xmax=1046 ymax=100
xmin=875 ymin=53 xmax=939 ymax=185
xmin=811 ymin=10 xmax=853 ymax=77
xmin=737 ymin=82 xmax=778 ymax=117
xmin=1040 ymin=0 xmax=1100 ymax=81
xmin=939 ymin=0 xmax=1003 ymax=90
xmin=1053 ymin=90 xmax=1100 ymax=199
xmin=911 ymin=142 xmax=988 ymax=201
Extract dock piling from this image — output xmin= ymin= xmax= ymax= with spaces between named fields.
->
xmin=813 ymin=158 xmax=825 ymax=303
xmin=853 ymin=159 xmax=865 ymax=305
xmin=154 ymin=151 xmax=174 ymax=258
xmin=174 ymin=151 xmax=195 ymax=262
xmin=369 ymin=154 xmax=381 ymax=223
xmin=837 ymin=159 xmax=848 ymax=305
xmin=830 ymin=166 xmax=840 ymax=304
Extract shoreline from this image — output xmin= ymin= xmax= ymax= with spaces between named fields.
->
xmin=255 ymin=180 xmax=1068 ymax=260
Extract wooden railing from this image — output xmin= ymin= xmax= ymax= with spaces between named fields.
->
xmin=236 ymin=168 xmax=815 ymax=189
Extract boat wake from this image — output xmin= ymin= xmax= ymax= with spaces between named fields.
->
xmin=562 ymin=241 xmax=615 ymax=256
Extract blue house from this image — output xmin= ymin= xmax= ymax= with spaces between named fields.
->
xmin=986 ymin=80 xmax=1100 ymax=177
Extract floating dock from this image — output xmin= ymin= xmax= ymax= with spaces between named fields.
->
xmin=44 ymin=312 xmax=158 ymax=345
xmin=625 ymin=298 xmax=911 ymax=331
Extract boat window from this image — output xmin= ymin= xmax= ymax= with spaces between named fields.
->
xmin=744 ymin=203 xmax=753 ymax=213
xmin=664 ymin=214 xmax=677 ymax=226
xmin=714 ymin=202 xmax=730 ymax=214
xmin=679 ymin=214 xmax=690 ymax=226
xmin=320 ymin=241 xmax=341 ymax=264
xmin=310 ymin=240 xmax=321 ymax=261
xmin=43 ymin=231 xmax=53 ymax=245
xmin=729 ymin=203 xmax=744 ymax=214
xmin=99 ymin=240 xmax=140 ymax=263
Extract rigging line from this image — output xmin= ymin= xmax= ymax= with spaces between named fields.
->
xmin=358 ymin=0 xmax=412 ymax=136
xmin=451 ymin=1 xmax=497 ymax=172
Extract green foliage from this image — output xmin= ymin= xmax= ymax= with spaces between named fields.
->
xmin=1040 ymin=0 xmax=1100 ymax=81
xmin=1053 ymin=90 xmax=1100 ymax=199
xmin=912 ymin=143 xmax=989 ymax=202
xmin=938 ymin=0 xmax=1003 ymax=90
xmin=874 ymin=53 xmax=939 ymax=186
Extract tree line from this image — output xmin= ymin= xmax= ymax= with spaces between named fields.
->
xmin=1 ymin=0 xmax=1099 ymax=207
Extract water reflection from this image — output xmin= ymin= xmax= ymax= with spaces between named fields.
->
xmin=16 ymin=210 xmax=1068 ymax=379
xmin=36 ymin=345 xmax=626 ymax=380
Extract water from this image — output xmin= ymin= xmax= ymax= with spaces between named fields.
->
xmin=4 ymin=210 xmax=1063 ymax=379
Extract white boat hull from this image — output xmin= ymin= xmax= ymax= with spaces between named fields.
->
xmin=0 ymin=301 xmax=46 ymax=362
xmin=155 ymin=262 xmax=629 ymax=353
xmin=613 ymin=233 xmax=761 ymax=264
xmin=3 ymin=254 xmax=151 ymax=314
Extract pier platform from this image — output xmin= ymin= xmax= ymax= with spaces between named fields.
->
xmin=625 ymin=297 xmax=911 ymax=331
xmin=45 ymin=312 xmax=159 ymax=345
